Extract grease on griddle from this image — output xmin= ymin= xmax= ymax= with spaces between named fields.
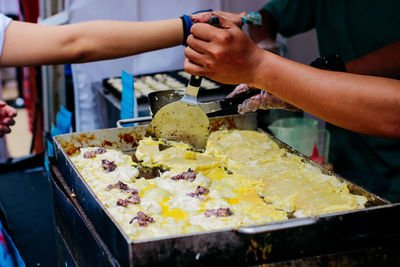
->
xmin=102 ymin=140 xmax=114 ymax=147
xmin=132 ymin=152 xmax=167 ymax=179
xmin=158 ymin=143 xmax=170 ymax=152
xmin=137 ymin=165 xmax=167 ymax=179
xmin=224 ymin=167 xmax=233 ymax=175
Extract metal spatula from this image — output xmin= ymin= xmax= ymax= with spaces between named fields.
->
xmin=149 ymin=16 xmax=220 ymax=149
xmin=149 ymin=74 xmax=209 ymax=149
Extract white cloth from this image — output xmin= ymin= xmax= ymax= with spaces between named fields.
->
xmin=0 ymin=13 xmax=11 ymax=57
xmin=0 ymin=13 xmax=12 ymax=161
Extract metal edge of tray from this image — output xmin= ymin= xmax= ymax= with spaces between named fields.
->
xmin=129 ymin=201 xmax=400 ymax=266
xmin=54 ymin=142 xmax=131 ymax=266
xmin=49 ymin=161 xmax=121 ymax=267
xmin=52 ymin=113 xmax=396 ymax=266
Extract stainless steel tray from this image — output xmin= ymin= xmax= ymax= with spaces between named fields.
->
xmin=53 ymin=113 xmax=399 ymax=266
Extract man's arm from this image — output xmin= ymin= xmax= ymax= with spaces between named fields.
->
xmin=184 ymin=17 xmax=400 ymax=139
xmin=346 ymin=40 xmax=400 ymax=79
xmin=0 ymin=18 xmax=183 ymax=67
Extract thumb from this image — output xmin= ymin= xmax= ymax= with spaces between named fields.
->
xmin=191 ymin=12 xmax=213 ymax=24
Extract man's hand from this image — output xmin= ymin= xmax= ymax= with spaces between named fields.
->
xmin=0 ymin=100 xmax=17 ymax=138
xmin=191 ymin=11 xmax=245 ymax=28
xmin=184 ymin=15 xmax=264 ymax=85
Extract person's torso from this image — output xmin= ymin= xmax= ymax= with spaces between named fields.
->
xmin=314 ymin=0 xmax=400 ymax=61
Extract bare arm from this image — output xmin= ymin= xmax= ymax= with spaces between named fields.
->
xmin=254 ymin=54 xmax=400 ymax=139
xmin=0 ymin=18 xmax=183 ymax=67
xmin=184 ymin=17 xmax=400 ymax=139
xmin=346 ymin=40 xmax=400 ymax=79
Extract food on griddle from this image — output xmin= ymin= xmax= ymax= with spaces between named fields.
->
xmin=83 ymin=147 xmax=107 ymax=159
xmin=137 ymin=165 xmax=166 ymax=179
xmin=69 ymin=130 xmax=367 ymax=241
xmin=101 ymin=159 xmax=117 ymax=173
xmin=117 ymin=193 xmax=141 ymax=207
xmin=187 ymin=185 xmax=209 ymax=202
xmin=95 ymin=147 xmax=106 ymax=154
xmin=130 ymin=211 xmax=154 ymax=226
xmin=83 ymin=150 xmax=96 ymax=159
xmin=171 ymin=169 xmax=197 ymax=181
xmin=106 ymin=181 xmax=138 ymax=194
xmin=204 ymin=208 xmax=233 ymax=217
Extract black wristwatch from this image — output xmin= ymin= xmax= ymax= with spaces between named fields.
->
xmin=310 ymin=54 xmax=347 ymax=72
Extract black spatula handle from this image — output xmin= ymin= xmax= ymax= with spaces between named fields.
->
xmin=219 ymin=89 xmax=261 ymax=110
xmin=188 ymin=16 xmax=221 ymax=88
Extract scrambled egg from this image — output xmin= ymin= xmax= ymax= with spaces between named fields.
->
xmin=69 ymin=130 xmax=367 ymax=241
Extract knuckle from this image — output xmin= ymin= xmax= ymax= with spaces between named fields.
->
xmin=205 ymin=60 xmax=215 ymax=70
xmin=217 ymin=31 xmax=233 ymax=44
xmin=210 ymin=47 xmax=225 ymax=61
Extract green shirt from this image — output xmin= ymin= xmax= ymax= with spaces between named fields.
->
xmin=264 ymin=0 xmax=400 ymax=202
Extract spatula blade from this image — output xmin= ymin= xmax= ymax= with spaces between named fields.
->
xmin=149 ymin=101 xmax=209 ymax=149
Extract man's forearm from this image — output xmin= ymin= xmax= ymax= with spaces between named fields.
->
xmin=253 ymin=52 xmax=400 ymax=138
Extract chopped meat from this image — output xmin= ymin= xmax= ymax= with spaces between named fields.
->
xmin=105 ymin=184 xmax=113 ymax=191
xmin=216 ymin=208 xmax=233 ymax=217
xmin=116 ymin=194 xmax=141 ymax=207
xmin=106 ymin=181 xmax=128 ymax=191
xmin=121 ymin=187 xmax=138 ymax=194
xmin=116 ymin=181 xmax=129 ymax=191
xmin=95 ymin=147 xmax=106 ymax=154
xmin=187 ymin=186 xmax=209 ymax=201
xmin=186 ymin=192 xmax=196 ymax=198
xmin=101 ymin=159 xmax=117 ymax=173
xmin=105 ymin=181 xmax=138 ymax=194
xmin=171 ymin=169 xmax=197 ymax=182
xmin=127 ymin=193 xmax=140 ymax=204
xmin=204 ymin=208 xmax=233 ymax=217
xmin=83 ymin=151 xmax=96 ymax=159
xmin=116 ymin=198 xmax=127 ymax=207
xmin=195 ymin=186 xmax=209 ymax=195
xmin=204 ymin=210 xmax=216 ymax=217
xmin=129 ymin=211 xmax=155 ymax=226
